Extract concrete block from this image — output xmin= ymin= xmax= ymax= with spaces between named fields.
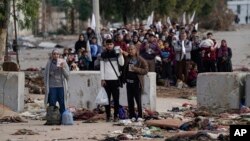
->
xmin=245 ymin=74 xmax=250 ymax=107
xmin=0 ymin=72 xmax=25 ymax=112
xmin=197 ymin=72 xmax=247 ymax=112
xmin=67 ymin=71 xmax=156 ymax=111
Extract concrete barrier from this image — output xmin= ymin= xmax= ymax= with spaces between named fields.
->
xmin=0 ymin=72 xmax=25 ymax=112
xmin=67 ymin=71 xmax=156 ymax=110
xmin=245 ymin=74 xmax=250 ymax=107
xmin=197 ymin=72 xmax=247 ymax=112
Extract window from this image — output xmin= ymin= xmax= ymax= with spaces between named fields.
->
xmin=237 ymin=5 xmax=241 ymax=14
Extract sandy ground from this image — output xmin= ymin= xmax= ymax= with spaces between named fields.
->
xmin=213 ymin=25 xmax=250 ymax=69
xmin=0 ymin=97 xmax=196 ymax=141
xmin=1 ymin=26 xmax=250 ymax=141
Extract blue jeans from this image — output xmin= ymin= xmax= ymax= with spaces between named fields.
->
xmin=48 ymin=87 xmax=65 ymax=114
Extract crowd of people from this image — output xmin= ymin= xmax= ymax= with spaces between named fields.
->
xmin=44 ymin=21 xmax=233 ymax=123
xmin=62 ymin=22 xmax=233 ymax=88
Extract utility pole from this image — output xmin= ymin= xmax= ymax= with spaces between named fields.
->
xmin=247 ymin=0 xmax=249 ymax=24
xmin=42 ymin=0 xmax=46 ymax=33
xmin=4 ymin=0 xmax=10 ymax=62
xmin=13 ymin=0 xmax=19 ymax=66
xmin=93 ymin=0 xmax=101 ymax=44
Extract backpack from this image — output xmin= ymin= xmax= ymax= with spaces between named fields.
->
xmin=44 ymin=106 xmax=61 ymax=125
xmin=118 ymin=106 xmax=127 ymax=120
xmin=61 ymin=110 xmax=74 ymax=125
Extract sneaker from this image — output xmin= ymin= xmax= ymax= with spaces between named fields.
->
xmin=131 ymin=117 xmax=136 ymax=122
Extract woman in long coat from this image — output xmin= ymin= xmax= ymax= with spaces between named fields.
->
xmin=217 ymin=40 xmax=233 ymax=72
xmin=44 ymin=49 xmax=70 ymax=115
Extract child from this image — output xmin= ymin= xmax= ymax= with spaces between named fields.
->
xmin=70 ymin=63 xmax=79 ymax=71
xmin=161 ymin=41 xmax=174 ymax=87
xmin=187 ymin=63 xmax=198 ymax=87
xmin=78 ymin=51 xmax=91 ymax=70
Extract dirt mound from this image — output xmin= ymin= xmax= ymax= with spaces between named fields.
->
xmin=0 ymin=104 xmax=18 ymax=117
xmin=157 ymin=86 xmax=196 ymax=98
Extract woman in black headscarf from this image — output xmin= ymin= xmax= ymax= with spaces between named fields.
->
xmin=75 ymin=34 xmax=87 ymax=54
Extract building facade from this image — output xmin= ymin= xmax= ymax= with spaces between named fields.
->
xmin=227 ymin=0 xmax=250 ymax=24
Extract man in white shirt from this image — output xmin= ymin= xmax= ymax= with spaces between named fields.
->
xmin=100 ymin=39 xmax=124 ymax=122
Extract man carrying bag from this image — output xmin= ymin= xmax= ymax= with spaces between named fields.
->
xmin=100 ymin=39 xmax=125 ymax=122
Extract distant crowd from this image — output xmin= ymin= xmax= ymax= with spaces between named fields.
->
xmin=61 ymin=22 xmax=233 ymax=87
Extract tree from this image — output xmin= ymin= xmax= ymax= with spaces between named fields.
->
xmin=48 ymin=0 xmax=91 ymax=34
xmin=98 ymin=0 xmax=233 ymax=30
xmin=100 ymin=0 xmax=157 ymax=25
xmin=199 ymin=0 xmax=234 ymax=30
xmin=0 ymin=0 xmax=39 ymax=63
xmin=0 ymin=0 xmax=10 ymax=62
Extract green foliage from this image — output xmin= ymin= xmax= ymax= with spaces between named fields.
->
xmin=199 ymin=0 xmax=234 ymax=30
xmin=100 ymin=0 xmax=157 ymax=24
xmin=0 ymin=0 xmax=10 ymax=28
xmin=73 ymin=0 xmax=91 ymax=21
xmin=98 ymin=0 xmax=217 ymax=24
xmin=15 ymin=0 xmax=40 ymax=29
xmin=0 ymin=0 xmax=234 ymax=31
xmin=156 ymin=0 xmax=176 ymax=16
xmin=47 ymin=0 xmax=91 ymax=21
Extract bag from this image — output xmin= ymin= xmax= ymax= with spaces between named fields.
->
xmin=44 ymin=106 xmax=61 ymax=125
xmin=118 ymin=76 xmax=125 ymax=88
xmin=61 ymin=110 xmax=74 ymax=125
xmin=95 ymin=87 xmax=109 ymax=105
xmin=118 ymin=106 xmax=127 ymax=119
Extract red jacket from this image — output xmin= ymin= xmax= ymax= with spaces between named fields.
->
xmin=187 ymin=69 xmax=197 ymax=81
xmin=201 ymin=47 xmax=217 ymax=61
xmin=114 ymin=41 xmax=128 ymax=52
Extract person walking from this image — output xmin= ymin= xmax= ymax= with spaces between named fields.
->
xmin=100 ymin=39 xmax=125 ymax=122
xmin=123 ymin=44 xmax=148 ymax=120
xmin=44 ymin=49 xmax=70 ymax=117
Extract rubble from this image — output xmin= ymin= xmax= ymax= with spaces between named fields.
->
xmin=157 ymin=86 xmax=196 ymax=98
xmin=146 ymin=119 xmax=183 ymax=129
xmin=0 ymin=116 xmax=27 ymax=123
xmin=24 ymin=71 xmax=45 ymax=94
xmin=2 ymin=70 xmax=248 ymax=140
xmin=11 ymin=129 xmax=39 ymax=135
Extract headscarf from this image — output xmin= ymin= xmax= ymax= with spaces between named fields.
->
xmin=218 ymin=39 xmax=228 ymax=58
